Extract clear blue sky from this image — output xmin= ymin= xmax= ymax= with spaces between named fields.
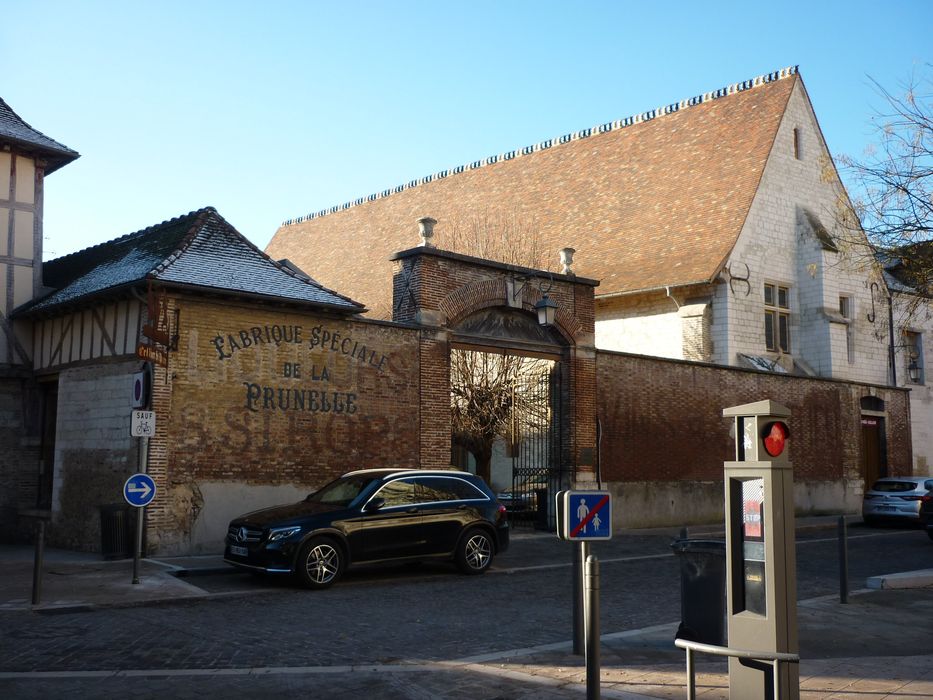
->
xmin=2 ymin=1 xmax=930 ymax=259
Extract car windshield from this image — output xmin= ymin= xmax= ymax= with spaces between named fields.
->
xmin=871 ymin=480 xmax=919 ymax=493
xmin=306 ymin=475 xmax=379 ymax=506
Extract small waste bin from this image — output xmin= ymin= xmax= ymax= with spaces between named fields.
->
xmin=670 ymin=539 xmax=726 ymax=645
xmin=534 ymin=488 xmax=549 ymax=530
xmin=100 ymin=504 xmax=135 ymax=560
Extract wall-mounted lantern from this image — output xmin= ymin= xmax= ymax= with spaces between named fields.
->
xmin=907 ymin=357 xmax=921 ymax=383
xmin=534 ymin=294 xmax=558 ymax=327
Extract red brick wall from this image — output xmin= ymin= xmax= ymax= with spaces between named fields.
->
xmin=392 ymin=247 xmax=599 ymax=478
xmin=597 ymin=351 xmax=912 ymax=484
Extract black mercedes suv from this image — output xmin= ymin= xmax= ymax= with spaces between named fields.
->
xmin=224 ymin=469 xmax=510 ymax=588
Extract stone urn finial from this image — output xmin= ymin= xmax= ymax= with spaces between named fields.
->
xmin=560 ymin=247 xmax=576 ymax=276
xmin=418 ymin=217 xmax=437 ymax=247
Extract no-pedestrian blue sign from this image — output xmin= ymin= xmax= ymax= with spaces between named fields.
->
xmin=123 ymin=473 xmax=156 ymax=508
xmin=559 ymin=490 xmax=612 ymax=541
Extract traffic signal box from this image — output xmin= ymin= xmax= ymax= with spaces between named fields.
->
xmin=722 ymin=400 xmax=799 ymax=699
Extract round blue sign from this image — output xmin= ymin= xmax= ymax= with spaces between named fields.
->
xmin=123 ymin=473 xmax=156 ymax=507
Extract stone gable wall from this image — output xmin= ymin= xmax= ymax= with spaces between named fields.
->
xmin=723 ymin=80 xmax=889 ymax=384
xmin=48 ymin=361 xmax=140 ymax=551
xmin=0 ymin=377 xmax=41 ymax=540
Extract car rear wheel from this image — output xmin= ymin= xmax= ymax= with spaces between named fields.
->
xmin=297 ymin=537 xmax=344 ymax=589
xmin=456 ymin=528 xmax=493 ymax=575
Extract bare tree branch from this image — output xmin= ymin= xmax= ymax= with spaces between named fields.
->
xmin=834 ymin=66 xmax=933 ymax=320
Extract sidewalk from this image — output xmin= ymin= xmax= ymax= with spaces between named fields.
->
xmin=1 ymin=542 xmax=932 ymax=699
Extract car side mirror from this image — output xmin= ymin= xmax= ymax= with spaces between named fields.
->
xmin=365 ymin=497 xmax=385 ymax=512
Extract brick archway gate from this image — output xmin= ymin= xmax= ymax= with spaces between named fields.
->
xmin=389 ymin=244 xmax=600 ymax=528
xmin=449 ymin=317 xmax=565 ymax=528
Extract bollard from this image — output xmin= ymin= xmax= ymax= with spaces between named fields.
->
xmin=573 ymin=541 xmax=588 ymax=655
xmin=31 ymin=518 xmax=46 ymax=605
xmin=585 ymin=554 xmax=600 ymax=700
xmin=132 ymin=506 xmax=144 ymax=584
xmin=838 ymin=516 xmax=848 ymax=604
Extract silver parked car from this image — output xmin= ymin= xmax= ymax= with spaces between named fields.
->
xmin=862 ymin=477 xmax=933 ymax=526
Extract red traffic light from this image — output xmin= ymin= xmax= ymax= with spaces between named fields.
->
xmin=761 ymin=421 xmax=789 ymax=457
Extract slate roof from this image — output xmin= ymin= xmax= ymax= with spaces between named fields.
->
xmin=0 ymin=97 xmax=79 ymax=174
xmin=17 ymin=207 xmax=364 ymax=317
xmin=880 ymin=242 xmax=933 ymax=297
xmin=267 ymin=67 xmax=800 ymax=319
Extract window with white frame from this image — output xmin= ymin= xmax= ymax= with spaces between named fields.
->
xmin=839 ymin=295 xmax=854 ymax=363
xmin=905 ymin=330 xmax=924 ymax=384
xmin=764 ymin=283 xmax=791 ymax=353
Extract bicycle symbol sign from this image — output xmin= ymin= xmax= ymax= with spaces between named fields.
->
xmin=130 ymin=410 xmax=156 ymax=437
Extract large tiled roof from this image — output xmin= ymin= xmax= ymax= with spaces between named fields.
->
xmin=17 ymin=207 xmax=364 ymax=316
xmin=267 ymin=67 xmax=800 ymax=318
xmin=0 ymin=97 xmax=79 ymax=173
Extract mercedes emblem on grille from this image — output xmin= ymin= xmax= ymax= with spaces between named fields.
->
xmin=237 ymin=526 xmax=248 ymax=543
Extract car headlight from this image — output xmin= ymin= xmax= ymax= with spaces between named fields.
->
xmin=267 ymin=526 xmax=301 ymax=543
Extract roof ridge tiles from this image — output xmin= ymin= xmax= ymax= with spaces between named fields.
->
xmin=280 ymin=65 xmax=799 ymax=228
xmin=150 ymin=206 xmax=223 ymax=277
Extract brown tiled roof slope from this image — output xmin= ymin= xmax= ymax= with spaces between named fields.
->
xmin=267 ymin=69 xmax=798 ymax=318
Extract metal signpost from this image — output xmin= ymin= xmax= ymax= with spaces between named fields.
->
xmin=127 ymin=409 xmax=157 ymax=584
xmin=124 ymin=471 xmax=156 ymax=585
xmin=558 ymin=489 xmax=612 ymax=700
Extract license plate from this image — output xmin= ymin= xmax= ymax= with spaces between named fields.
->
xmin=876 ymin=506 xmax=896 ymax=512
xmin=230 ymin=545 xmax=248 ymax=557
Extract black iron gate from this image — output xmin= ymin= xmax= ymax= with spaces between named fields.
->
xmin=508 ymin=362 xmax=562 ymax=530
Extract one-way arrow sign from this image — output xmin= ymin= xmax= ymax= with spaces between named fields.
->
xmin=123 ymin=473 xmax=156 ymax=507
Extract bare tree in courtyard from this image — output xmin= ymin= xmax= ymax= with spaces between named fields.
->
xmin=450 ymin=348 xmax=553 ymax=484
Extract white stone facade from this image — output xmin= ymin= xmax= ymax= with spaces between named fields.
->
xmin=893 ymin=295 xmax=933 ymax=475
xmin=721 ymin=80 xmax=889 ymax=385
xmin=595 ymin=81 xmax=891 ymax=385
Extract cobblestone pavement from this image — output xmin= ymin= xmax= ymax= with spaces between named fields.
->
xmin=1 ymin=524 xmax=930 ymax=699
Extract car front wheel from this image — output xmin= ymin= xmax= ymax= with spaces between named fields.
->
xmin=456 ymin=528 xmax=493 ymax=575
xmin=297 ymin=537 xmax=344 ymax=589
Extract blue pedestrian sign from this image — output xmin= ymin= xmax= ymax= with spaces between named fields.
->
xmin=559 ymin=490 xmax=612 ymax=541
xmin=123 ymin=473 xmax=156 ymax=508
